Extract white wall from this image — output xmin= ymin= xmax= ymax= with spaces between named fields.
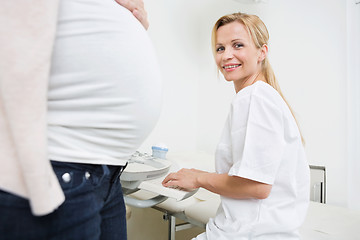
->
xmin=141 ymin=0 xmax=350 ymax=207
xmin=347 ymin=0 xmax=360 ymax=210
xmin=138 ymin=0 xmax=210 ymax=154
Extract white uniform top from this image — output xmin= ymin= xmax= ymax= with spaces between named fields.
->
xmin=195 ymin=81 xmax=310 ymax=240
xmin=47 ymin=0 xmax=162 ymax=166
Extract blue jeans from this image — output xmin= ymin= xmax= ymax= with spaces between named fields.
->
xmin=0 ymin=161 xmax=127 ymax=240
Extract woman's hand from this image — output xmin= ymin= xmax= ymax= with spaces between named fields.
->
xmin=115 ymin=0 xmax=149 ymax=30
xmin=162 ymin=168 xmax=207 ymax=191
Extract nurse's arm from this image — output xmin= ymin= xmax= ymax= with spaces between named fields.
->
xmin=162 ymin=169 xmax=271 ymax=200
xmin=198 ymin=173 xmax=272 ymax=200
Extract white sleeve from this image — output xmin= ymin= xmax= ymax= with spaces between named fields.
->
xmin=228 ymin=94 xmax=285 ymax=185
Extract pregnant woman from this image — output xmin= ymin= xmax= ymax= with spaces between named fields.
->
xmin=0 ymin=0 xmax=161 ymax=239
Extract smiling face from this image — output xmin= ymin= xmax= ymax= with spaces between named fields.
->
xmin=215 ymin=21 xmax=267 ymax=92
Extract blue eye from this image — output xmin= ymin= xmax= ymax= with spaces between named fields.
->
xmin=234 ymin=43 xmax=243 ymax=48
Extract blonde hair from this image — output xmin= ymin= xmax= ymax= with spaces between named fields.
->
xmin=212 ymin=12 xmax=304 ymax=143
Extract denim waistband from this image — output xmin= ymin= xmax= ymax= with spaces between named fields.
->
xmin=51 ymin=160 xmax=127 ymax=183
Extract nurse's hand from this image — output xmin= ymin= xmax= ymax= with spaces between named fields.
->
xmin=115 ymin=0 xmax=149 ymax=30
xmin=162 ymin=168 xmax=206 ymax=191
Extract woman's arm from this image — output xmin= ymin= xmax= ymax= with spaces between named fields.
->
xmin=162 ymin=168 xmax=272 ymax=200
xmin=115 ymin=0 xmax=149 ymax=29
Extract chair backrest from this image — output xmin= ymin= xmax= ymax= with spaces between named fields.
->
xmin=309 ymin=165 xmax=326 ymax=203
